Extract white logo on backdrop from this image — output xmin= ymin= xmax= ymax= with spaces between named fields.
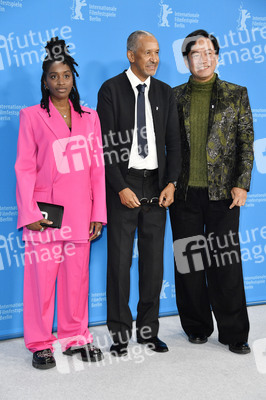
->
xmin=253 ymin=339 xmax=266 ymax=374
xmin=174 ymin=235 xmax=212 ymax=274
xmin=254 ymin=138 xmax=266 ymax=174
xmin=133 ymin=238 xmax=138 ymax=259
xmin=173 ymin=5 xmax=266 ymax=75
xmin=172 ymin=38 xmax=220 ymax=76
xmin=71 ymin=0 xmax=87 ymax=20
xmin=159 ymin=1 xmax=199 ymax=29
xmin=0 ymin=232 xmax=25 ymax=271
xmin=80 ymin=100 xmax=89 ymax=108
xmin=53 ymin=135 xmax=91 ymax=174
xmin=237 ymin=4 xmax=251 ymax=31
xmin=0 ymin=0 xmax=23 ymax=12
xmin=70 ymin=2 xmax=117 ymax=22
xmin=172 ymin=38 xmax=187 ymax=74
xmin=158 ymin=0 xmax=173 ymax=27
xmin=0 ymin=27 xmax=75 ymax=71
xmin=160 ymin=280 xmax=170 ymax=299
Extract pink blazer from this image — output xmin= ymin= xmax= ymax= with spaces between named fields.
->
xmin=15 ymin=100 xmax=107 ymax=242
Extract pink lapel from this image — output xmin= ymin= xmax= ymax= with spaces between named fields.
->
xmin=37 ymin=99 xmax=72 ymax=141
xmin=43 ymin=100 xmax=90 ymax=175
xmin=70 ymin=101 xmax=89 ymax=135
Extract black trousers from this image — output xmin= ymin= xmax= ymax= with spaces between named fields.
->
xmin=169 ymin=187 xmax=249 ymax=344
xmin=106 ymin=169 xmax=166 ymax=345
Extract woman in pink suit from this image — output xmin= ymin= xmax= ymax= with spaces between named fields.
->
xmin=15 ymin=37 xmax=107 ymax=369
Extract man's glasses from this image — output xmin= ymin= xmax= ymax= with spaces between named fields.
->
xmin=139 ymin=197 xmax=159 ymax=205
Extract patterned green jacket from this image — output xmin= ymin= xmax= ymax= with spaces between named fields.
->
xmin=173 ymin=75 xmax=254 ymax=200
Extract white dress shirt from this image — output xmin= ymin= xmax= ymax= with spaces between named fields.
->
xmin=126 ymin=68 xmax=158 ymax=170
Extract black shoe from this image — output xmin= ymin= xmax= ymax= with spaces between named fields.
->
xmin=110 ymin=343 xmax=128 ymax=357
xmin=137 ymin=336 xmax=169 ymax=353
xmin=188 ymin=334 xmax=208 ymax=344
xmin=32 ymin=349 xmax=56 ymax=370
xmin=229 ymin=342 xmax=251 ymax=355
xmin=63 ymin=343 xmax=104 ymax=362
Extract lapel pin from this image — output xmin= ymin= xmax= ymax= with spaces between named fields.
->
xmin=156 ymin=106 xmax=159 ymax=110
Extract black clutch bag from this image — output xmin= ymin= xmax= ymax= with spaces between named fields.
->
xmin=37 ymin=202 xmax=64 ymax=229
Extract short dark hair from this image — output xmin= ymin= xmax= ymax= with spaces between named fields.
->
xmin=182 ymin=29 xmax=220 ymax=57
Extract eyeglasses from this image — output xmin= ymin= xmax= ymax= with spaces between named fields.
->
xmin=139 ymin=197 xmax=159 ymax=205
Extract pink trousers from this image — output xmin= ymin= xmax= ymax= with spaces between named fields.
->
xmin=23 ymin=241 xmax=93 ymax=353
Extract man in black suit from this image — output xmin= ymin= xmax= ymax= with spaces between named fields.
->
xmin=97 ymin=30 xmax=181 ymax=356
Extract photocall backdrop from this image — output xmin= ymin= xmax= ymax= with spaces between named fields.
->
xmin=0 ymin=0 xmax=265 ymax=340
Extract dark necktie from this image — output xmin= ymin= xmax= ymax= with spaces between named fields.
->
xmin=136 ymin=83 xmax=148 ymax=158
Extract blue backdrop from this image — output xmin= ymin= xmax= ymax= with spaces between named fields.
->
xmin=0 ymin=0 xmax=266 ymax=340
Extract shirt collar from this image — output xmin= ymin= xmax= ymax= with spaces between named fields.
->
xmin=126 ymin=67 xmax=151 ymax=91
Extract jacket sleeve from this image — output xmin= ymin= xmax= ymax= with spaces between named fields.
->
xmin=234 ymin=87 xmax=254 ymax=191
xmin=15 ymin=109 xmax=43 ymax=229
xmin=97 ymin=83 xmax=128 ymax=194
xmin=165 ymin=87 xmax=182 ymax=183
xmin=90 ymin=111 xmax=107 ymax=224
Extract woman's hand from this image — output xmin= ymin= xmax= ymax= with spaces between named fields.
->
xmin=26 ymin=218 xmax=53 ymax=231
xmin=89 ymin=222 xmax=102 ymax=241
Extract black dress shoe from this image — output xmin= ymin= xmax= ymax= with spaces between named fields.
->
xmin=63 ymin=343 xmax=104 ymax=362
xmin=229 ymin=342 xmax=251 ymax=355
xmin=188 ymin=334 xmax=208 ymax=344
xmin=137 ymin=336 xmax=169 ymax=353
xmin=110 ymin=343 xmax=128 ymax=357
xmin=32 ymin=349 xmax=56 ymax=370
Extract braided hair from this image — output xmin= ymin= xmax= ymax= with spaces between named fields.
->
xmin=41 ymin=37 xmax=84 ymax=117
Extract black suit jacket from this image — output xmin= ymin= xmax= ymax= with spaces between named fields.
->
xmin=97 ymin=71 xmax=181 ymax=193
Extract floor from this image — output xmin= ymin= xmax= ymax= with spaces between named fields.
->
xmin=0 ymin=305 xmax=265 ymax=400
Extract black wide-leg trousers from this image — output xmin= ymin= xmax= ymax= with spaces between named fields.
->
xmin=106 ymin=170 xmax=166 ymax=345
xmin=169 ymin=187 xmax=249 ymax=344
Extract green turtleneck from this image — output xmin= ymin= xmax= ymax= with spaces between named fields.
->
xmin=188 ymin=74 xmax=216 ymax=187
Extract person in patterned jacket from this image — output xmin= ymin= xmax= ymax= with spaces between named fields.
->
xmin=170 ymin=29 xmax=254 ymax=355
